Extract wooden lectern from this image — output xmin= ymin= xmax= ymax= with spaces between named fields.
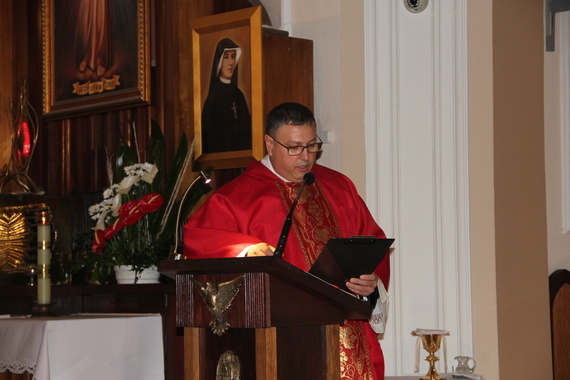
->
xmin=160 ymin=257 xmax=372 ymax=380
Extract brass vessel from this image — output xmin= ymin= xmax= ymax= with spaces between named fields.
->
xmin=419 ymin=334 xmax=444 ymax=380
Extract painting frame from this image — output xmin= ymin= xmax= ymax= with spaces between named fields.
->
xmin=191 ymin=6 xmax=264 ymax=171
xmin=41 ymin=0 xmax=151 ymax=119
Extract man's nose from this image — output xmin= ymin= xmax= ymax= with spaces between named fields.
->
xmin=299 ymin=147 xmax=311 ymax=160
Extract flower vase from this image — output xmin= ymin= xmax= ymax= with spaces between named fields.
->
xmin=114 ymin=265 xmax=160 ymax=284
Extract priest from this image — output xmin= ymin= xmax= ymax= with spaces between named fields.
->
xmin=184 ymin=102 xmax=391 ymax=380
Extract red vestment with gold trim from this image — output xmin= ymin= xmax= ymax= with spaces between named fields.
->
xmin=184 ymin=159 xmax=390 ymax=380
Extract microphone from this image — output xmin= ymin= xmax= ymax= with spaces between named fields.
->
xmin=273 ymin=173 xmax=315 ymax=258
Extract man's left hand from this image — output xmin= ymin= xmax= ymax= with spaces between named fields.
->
xmin=346 ymin=273 xmax=379 ymax=297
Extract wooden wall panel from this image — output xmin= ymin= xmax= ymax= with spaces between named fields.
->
xmin=263 ymin=32 xmax=314 ymax=115
xmin=0 ymin=0 xmax=31 ymax=193
xmin=0 ymin=0 xmax=255 ymax=197
xmin=0 ymin=0 xmax=16 ymax=172
xmin=1 ymin=0 xmax=309 ymax=198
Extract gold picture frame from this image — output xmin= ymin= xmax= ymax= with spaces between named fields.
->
xmin=191 ymin=7 xmax=264 ymax=170
xmin=41 ymin=0 xmax=151 ymax=118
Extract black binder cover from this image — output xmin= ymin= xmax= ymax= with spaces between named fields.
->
xmin=308 ymin=237 xmax=394 ymax=292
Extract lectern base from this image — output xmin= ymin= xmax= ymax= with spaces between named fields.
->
xmin=184 ymin=325 xmax=340 ymax=380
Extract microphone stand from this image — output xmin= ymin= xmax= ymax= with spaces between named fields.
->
xmin=167 ymin=170 xmax=211 ymax=260
xmin=273 ymin=173 xmax=314 ymax=258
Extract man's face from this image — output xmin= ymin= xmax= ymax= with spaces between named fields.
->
xmin=265 ymin=123 xmax=318 ymax=183
xmin=220 ymin=50 xmax=236 ymax=80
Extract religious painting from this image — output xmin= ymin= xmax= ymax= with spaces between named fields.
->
xmin=41 ymin=0 xmax=150 ymax=118
xmin=191 ymin=6 xmax=264 ymax=170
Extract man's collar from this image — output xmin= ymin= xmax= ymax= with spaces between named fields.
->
xmin=260 ymin=155 xmax=290 ymax=182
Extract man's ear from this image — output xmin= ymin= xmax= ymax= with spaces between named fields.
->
xmin=264 ymin=134 xmax=274 ymax=156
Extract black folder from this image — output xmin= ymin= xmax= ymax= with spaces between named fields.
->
xmin=308 ymin=237 xmax=394 ymax=292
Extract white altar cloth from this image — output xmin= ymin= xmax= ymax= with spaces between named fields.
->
xmin=0 ymin=314 xmax=165 ymax=380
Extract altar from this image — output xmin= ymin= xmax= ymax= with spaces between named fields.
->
xmin=0 ymin=314 xmax=165 ymax=380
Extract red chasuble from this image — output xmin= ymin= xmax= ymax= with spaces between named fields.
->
xmin=184 ymin=159 xmax=390 ymax=380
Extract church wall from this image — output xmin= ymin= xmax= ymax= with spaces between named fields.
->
xmin=469 ymin=1 xmax=551 ymax=379
xmin=277 ymin=0 xmax=367 ymax=194
xmin=467 ymin=2 xmax=500 ymax=378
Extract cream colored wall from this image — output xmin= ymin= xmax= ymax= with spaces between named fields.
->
xmin=467 ymin=2 xmax=500 ymax=378
xmin=469 ymin=1 xmax=551 ymax=379
xmin=283 ymin=0 xmax=368 ymax=194
xmin=339 ymin=1 xmax=366 ymax=194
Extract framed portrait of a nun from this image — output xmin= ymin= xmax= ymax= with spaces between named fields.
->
xmin=191 ymin=6 xmax=264 ymax=170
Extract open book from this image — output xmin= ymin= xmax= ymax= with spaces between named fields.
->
xmin=308 ymin=236 xmax=394 ymax=292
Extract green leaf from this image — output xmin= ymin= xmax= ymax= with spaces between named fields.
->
xmin=114 ymin=140 xmax=137 ymax=184
xmin=163 ymin=133 xmax=189 ymax=202
xmin=148 ymin=120 xmax=166 ymax=194
xmin=149 ymin=132 xmax=188 ymax=234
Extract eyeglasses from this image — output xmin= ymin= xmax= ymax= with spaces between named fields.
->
xmin=268 ymin=135 xmax=323 ymax=156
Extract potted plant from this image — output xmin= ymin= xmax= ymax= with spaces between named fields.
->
xmin=73 ymin=121 xmax=210 ymax=284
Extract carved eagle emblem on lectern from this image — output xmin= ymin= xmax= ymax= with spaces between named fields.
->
xmin=190 ymin=275 xmax=244 ymax=336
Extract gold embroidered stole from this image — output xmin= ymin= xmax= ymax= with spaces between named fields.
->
xmin=277 ymin=181 xmax=339 ymax=268
xmin=277 ymin=181 xmax=376 ymax=380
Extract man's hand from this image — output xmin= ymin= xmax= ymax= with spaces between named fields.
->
xmin=245 ymin=242 xmax=275 ymax=257
xmin=346 ymin=273 xmax=379 ymax=297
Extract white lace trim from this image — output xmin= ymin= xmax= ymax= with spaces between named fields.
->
xmin=370 ymin=281 xmax=389 ymax=334
xmin=0 ymin=360 xmax=36 ymax=375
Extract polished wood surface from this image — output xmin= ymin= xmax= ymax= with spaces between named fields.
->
xmin=550 ymin=269 xmax=570 ymax=380
xmin=183 ymin=327 xmax=202 ymax=380
xmin=262 ymin=31 xmax=314 ymax=114
xmin=255 ymin=328 xmax=278 ymax=379
xmin=325 ymin=324 xmax=341 ymax=380
xmin=0 ymin=372 xmax=33 ymax=380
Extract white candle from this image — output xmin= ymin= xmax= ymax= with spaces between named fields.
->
xmin=37 ymin=223 xmax=51 ymax=305
xmin=37 ymin=223 xmax=50 ymax=244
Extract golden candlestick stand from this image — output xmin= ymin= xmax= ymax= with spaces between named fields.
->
xmin=411 ymin=328 xmax=450 ymax=380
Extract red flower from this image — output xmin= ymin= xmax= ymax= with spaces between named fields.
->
xmin=92 ymin=193 xmax=165 ymax=254
xmin=118 ymin=200 xmax=144 ymax=226
xmin=139 ymin=193 xmax=164 ymax=213
xmin=92 ymin=229 xmax=106 ymax=254
xmin=117 ymin=193 xmax=164 ymax=226
xmin=104 ymin=219 xmax=125 ymax=240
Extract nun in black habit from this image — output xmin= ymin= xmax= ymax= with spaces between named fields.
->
xmin=201 ymin=38 xmax=252 ymax=154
